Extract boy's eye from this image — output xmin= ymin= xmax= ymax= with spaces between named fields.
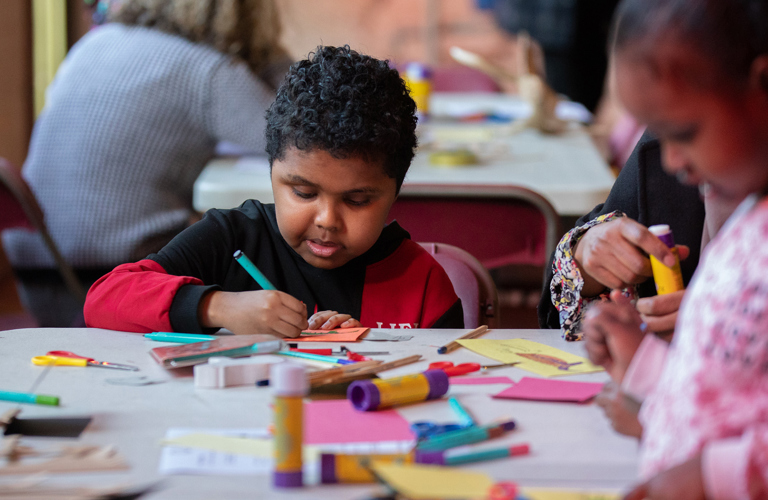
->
xmin=345 ymin=196 xmax=372 ymax=207
xmin=292 ymin=188 xmax=316 ymax=200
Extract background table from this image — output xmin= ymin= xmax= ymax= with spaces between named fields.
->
xmin=0 ymin=328 xmax=638 ymax=499
xmin=193 ymin=93 xmax=615 ymax=217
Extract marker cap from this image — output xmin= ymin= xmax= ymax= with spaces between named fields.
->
xmin=34 ymin=395 xmax=59 ymax=406
xmin=648 ymin=224 xmax=676 ymax=248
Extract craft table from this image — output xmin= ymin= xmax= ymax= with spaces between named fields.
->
xmin=0 ymin=328 xmax=638 ymax=499
xmin=193 ymin=93 xmax=615 ymax=217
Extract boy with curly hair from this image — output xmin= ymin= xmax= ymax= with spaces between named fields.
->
xmin=85 ymin=46 xmax=464 ymax=337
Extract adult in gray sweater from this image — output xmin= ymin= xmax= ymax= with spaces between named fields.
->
xmin=2 ymin=0 xmax=290 ymax=326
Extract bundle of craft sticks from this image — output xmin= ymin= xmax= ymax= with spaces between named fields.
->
xmin=308 ymin=355 xmax=422 ymax=388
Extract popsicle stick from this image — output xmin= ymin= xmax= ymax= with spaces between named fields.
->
xmin=437 ymin=326 xmax=489 ymax=354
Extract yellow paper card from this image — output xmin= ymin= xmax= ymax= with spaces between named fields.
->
xmin=162 ymin=433 xmax=273 ymax=457
xmin=457 ymin=339 xmax=604 ymax=377
xmin=371 ymin=462 xmax=494 ymax=499
xmin=522 ymin=488 xmax=620 ymax=500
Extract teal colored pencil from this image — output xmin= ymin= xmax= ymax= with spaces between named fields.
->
xmin=144 ymin=332 xmax=217 ymax=343
xmin=0 ymin=390 xmax=59 ymax=406
xmin=448 ymin=397 xmax=476 ymax=427
xmin=233 ymin=250 xmax=276 ymax=290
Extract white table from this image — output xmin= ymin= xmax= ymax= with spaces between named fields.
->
xmin=193 ymin=93 xmax=615 ymax=217
xmin=0 ymin=328 xmax=638 ymax=498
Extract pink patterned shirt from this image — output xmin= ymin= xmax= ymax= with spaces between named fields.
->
xmin=623 ymin=195 xmax=768 ymax=499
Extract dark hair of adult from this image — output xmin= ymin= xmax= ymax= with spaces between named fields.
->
xmin=612 ymin=0 xmax=768 ymax=83
xmin=265 ymin=45 xmax=418 ymax=194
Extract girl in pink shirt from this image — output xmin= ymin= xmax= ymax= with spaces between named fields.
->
xmin=584 ymin=0 xmax=768 ymax=498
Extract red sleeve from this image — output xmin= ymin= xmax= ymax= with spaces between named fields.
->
xmin=84 ymin=259 xmax=204 ymax=333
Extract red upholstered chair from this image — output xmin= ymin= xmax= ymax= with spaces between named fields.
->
xmin=419 ymin=242 xmax=498 ymax=328
xmin=0 ymin=158 xmax=87 ymax=306
xmin=390 ymin=185 xmax=561 ymax=270
xmin=431 ymin=66 xmax=502 ymax=93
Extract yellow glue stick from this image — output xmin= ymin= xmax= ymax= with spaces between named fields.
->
xmin=320 ymin=452 xmax=413 ymax=483
xmin=272 ymin=363 xmax=307 ymax=488
xmin=648 ymin=224 xmax=684 ymax=295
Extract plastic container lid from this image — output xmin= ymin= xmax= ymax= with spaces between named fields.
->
xmin=271 ymin=363 xmax=307 ymax=397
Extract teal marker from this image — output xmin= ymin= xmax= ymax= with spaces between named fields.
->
xmin=448 ymin=397 xmax=476 ymax=428
xmin=234 ymin=250 xmax=276 ymax=290
xmin=144 ymin=332 xmax=217 ymax=343
xmin=277 ymin=350 xmax=356 ymax=365
xmin=415 ymin=420 xmax=516 ymax=451
xmin=416 ymin=443 xmax=530 ymax=465
xmin=0 ymin=390 xmax=59 ymax=406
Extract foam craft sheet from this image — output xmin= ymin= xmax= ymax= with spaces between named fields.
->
xmin=522 ymin=488 xmax=620 ymax=500
xmin=493 ymin=377 xmax=604 ymax=403
xmin=293 ymin=327 xmax=370 ymax=342
xmin=304 ymin=399 xmax=414 ymax=444
xmin=371 ymin=462 xmax=495 ymax=499
xmin=457 ymin=339 xmax=604 ymax=377
xmin=450 ymin=376 xmax=514 ymax=385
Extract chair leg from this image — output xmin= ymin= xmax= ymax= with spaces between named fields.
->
xmin=38 ymin=229 xmax=87 ymax=305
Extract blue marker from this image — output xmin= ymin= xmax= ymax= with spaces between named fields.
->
xmin=234 ymin=250 xmax=276 ymax=290
xmin=144 ymin=332 xmax=217 ymax=343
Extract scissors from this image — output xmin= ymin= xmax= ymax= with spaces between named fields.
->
xmin=410 ymin=421 xmax=464 ymax=440
xmin=428 ymin=361 xmax=519 ymax=377
xmin=31 ymin=351 xmax=139 ymax=371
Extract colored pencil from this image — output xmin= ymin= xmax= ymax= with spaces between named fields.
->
xmin=437 ymin=325 xmax=489 ymax=354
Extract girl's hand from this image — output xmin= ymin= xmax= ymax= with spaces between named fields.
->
xmin=307 ymin=310 xmax=361 ymax=330
xmin=583 ymin=290 xmax=647 ymax=383
xmin=200 ymin=290 xmax=308 ymax=338
xmin=595 ymin=381 xmax=643 ymax=439
xmin=624 ymin=455 xmax=705 ymax=500
xmin=636 ymin=289 xmax=685 ymax=339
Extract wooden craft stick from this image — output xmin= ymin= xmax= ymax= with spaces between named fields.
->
xmin=307 ymin=360 xmax=381 ymax=381
xmin=437 ymin=325 xmax=489 ymax=354
xmin=311 ymin=355 xmax=422 ymax=388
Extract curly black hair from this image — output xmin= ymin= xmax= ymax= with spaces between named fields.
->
xmin=265 ymin=45 xmax=418 ymax=193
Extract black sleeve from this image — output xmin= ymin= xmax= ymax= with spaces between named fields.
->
xmin=431 ymin=299 xmax=465 ymax=329
xmin=537 ymin=131 xmax=653 ymax=329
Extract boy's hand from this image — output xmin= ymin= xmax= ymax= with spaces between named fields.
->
xmin=200 ymin=290 xmax=308 ymax=338
xmin=636 ymin=289 xmax=685 ymax=338
xmin=307 ymin=310 xmax=361 ymax=330
xmin=583 ymin=290 xmax=646 ymax=383
xmin=624 ymin=455 xmax=705 ymax=500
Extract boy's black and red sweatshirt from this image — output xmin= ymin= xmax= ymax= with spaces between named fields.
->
xmin=85 ymin=201 xmax=464 ymax=333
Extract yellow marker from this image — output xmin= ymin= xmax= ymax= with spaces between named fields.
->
xmin=347 ymin=370 xmax=449 ymax=411
xmin=648 ymin=224 xmax=684 ymax=295
xmin=272 ymin=363 xmax=307 ymax=488
xmin=320 ymin=452 xmax=413 ymax=483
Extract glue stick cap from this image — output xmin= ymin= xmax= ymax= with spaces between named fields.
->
xmin=271 ymin=363 xmax=307 ymax=397
xmin=648 ymin=224 xmax=675 ymax=248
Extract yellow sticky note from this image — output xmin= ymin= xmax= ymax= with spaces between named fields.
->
xmin=371 ymin=462 xmax=494 ymax=499
xmin=162 ymin=433 xmax=273 ymax=457
xmin=522 ymin=488 xmax=620 ymax=500
xmin=457 ymin=339 xmax=603 ymax=377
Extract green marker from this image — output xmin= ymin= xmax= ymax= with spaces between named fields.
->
xmin=144 ymin=332 xmax=217 ymax=343
xmin=0 ymin=390 xmax=59 ymax=406
xmin=234 ymin=250 xmax=276 ymax=290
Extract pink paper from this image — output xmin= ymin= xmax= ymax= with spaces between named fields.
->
xmin=450 ymin=376 xmax=514 ymax=385
xmin=493 ymin=377 xmax=604 ymax=403
xmin=304 ymin=399 xmax=414 ymax=444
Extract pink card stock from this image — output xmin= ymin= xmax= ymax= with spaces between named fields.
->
xmin=450 ymin=376 xmax=514 ymax=385
xmin=493 ymin=377 xmax=604 ymax=403
xmin=304 ymin=399 xmax=414 ymax=444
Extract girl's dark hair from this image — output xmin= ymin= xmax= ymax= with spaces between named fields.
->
xmin=265 ymin=45 xmax=417 ymax=194
xmin=612 ymin=0 xmax=768 ymax=80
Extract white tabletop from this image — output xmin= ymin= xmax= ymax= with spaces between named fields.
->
xmin=193 ymin=93 xmax=614 ymax=217
xmin=0 ymin=328 xmax=638 ymax=498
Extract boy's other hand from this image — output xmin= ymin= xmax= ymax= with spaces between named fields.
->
xmin=624 ymin=455 xmax=704 ymax=500
xmin=583 ymin=290 xmax=646 ymax=383
xmin=308 ymin=310 xmax=361 ymax=330
xmin=574 ymin=219 xmax=683 ymax=297
xmin=636 ymin=288 xmax=685 ymax=338
xmin=201 ymin=290 xmax=308 ymax=338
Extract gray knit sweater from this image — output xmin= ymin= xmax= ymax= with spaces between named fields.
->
xmin=3 ymin=24 xmax=285 ymax=269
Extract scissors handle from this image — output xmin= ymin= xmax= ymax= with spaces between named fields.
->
xmin=32 ymin=355 xmax=88 ymax=367
xmin=46 ymin=350 xmax=94 ymax=362
xmin=428 ymin=361 xmax=481 ymax=377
